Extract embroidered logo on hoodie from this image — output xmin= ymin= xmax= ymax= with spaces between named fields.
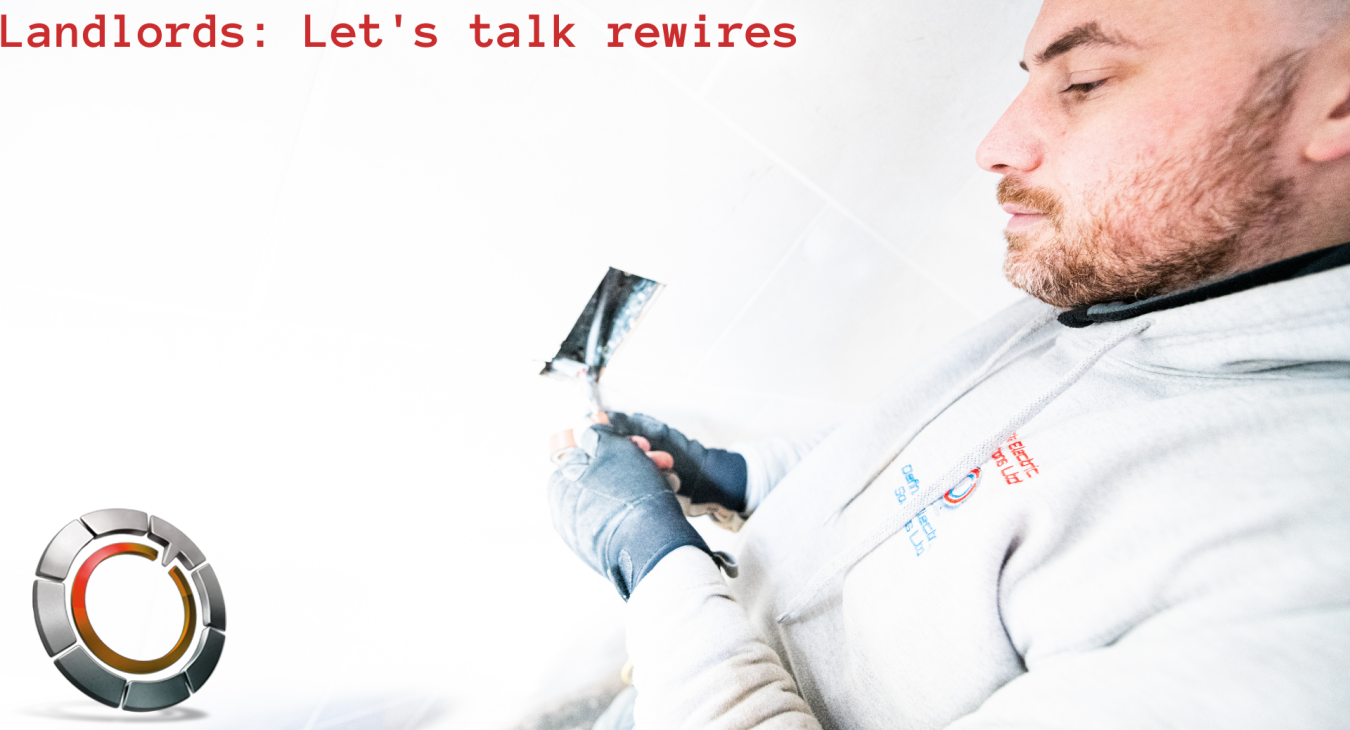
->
xmin=898 ymin=467 xmax=982 ymax=557
xmin=991 ymin=432 xmax=1039 ymax=484
xmin=943 ymin=468 xmax=981 ymax=506
xmin=893 ymin=465 xmax=983 ymax=508
xmin=894 ymin=433 xmax=1044 ymax=559
xmin=893 ymin=464 xmax=922 ymax=504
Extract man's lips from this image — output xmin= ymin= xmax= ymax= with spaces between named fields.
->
xmin=1001 ymin=202 xmax=1046 ymax=233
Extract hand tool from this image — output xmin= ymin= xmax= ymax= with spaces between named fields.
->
xmin=541 ymin=267 xmax=663 ymax=463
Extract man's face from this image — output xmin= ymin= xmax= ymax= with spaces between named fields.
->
xmin=977 ymin=0 xmax=1308 ymax=308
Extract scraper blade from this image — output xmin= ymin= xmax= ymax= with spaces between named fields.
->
xmin=542 ymin=267 xmax=663 ymax=458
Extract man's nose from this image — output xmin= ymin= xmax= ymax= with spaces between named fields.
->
xmin=977 ymin=88 xmax=1043 ymax=175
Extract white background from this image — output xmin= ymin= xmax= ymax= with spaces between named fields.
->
xmin=0 ymin=1 xmax=1038 ymax=727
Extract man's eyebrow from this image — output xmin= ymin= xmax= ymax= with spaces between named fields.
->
xmin=1018 ymin=22 xmax=1130 ymax=71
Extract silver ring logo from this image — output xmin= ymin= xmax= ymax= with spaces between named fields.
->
xmin=32 ymin=510 xmax=225 ymax=711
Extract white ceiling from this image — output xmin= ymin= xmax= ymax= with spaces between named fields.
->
xmin=0 ymin=0 xmax=1041 ymax=727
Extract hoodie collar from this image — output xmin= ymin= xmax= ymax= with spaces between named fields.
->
xmin=1058 ymin=241 xmax=1350 ymax=328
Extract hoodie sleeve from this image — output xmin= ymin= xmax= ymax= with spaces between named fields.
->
xmin=732 ymin=428 xmax=835 ymax=513
xmin=625 ymin=546 xmax=823 ymax=730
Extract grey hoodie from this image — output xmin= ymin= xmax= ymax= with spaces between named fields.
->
xmin=623 ymin=259 xmax=1350 ymax=729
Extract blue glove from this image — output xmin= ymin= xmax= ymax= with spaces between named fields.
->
xmin=606 ymin=413 xmax=749 ymax=513
xmin=549 ymin=425 xmax=713 ymax=600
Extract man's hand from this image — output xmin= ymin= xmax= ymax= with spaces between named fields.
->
xmin=607 ymin=413 xmax=749 ymax=513
xmin=548 ymin=424 xmax=713 ymax=600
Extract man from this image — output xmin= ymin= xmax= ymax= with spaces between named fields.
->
xmin=548 ymin=0 xmax=1350 ymax=727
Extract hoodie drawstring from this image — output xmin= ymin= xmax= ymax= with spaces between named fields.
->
xmin=778 ymin=319 xmax=1151 ymax=625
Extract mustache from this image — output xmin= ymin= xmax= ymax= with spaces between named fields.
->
xmin=997 ymin=177 xmax=1063 ymax=224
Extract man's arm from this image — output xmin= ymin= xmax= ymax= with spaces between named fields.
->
xmin=625 ymin=551 xmax=1350 ymax=730
xmin=947 ymin=606 xmax=1350 ymax=729
xmin=548 ymin=424 xmax=823 ymax=728
xmin=626 ymin=547 xmax=822 ymax=730
xmin=733 ymin=431 xmax=832 ymax=513
xmin=606 ymin=412 xmax=834 ymax=515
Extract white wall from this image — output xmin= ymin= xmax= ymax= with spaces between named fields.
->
xmin=0 ymin=1 xmax=1040 ymax=727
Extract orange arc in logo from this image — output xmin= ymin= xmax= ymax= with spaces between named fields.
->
xmin=69 ymin=542 xmax=198 ymax=675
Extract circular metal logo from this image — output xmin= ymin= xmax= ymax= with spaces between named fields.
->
xmin=32 ymin=510 xmax=225 ymax=712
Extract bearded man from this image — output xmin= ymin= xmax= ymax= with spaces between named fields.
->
xmin=547 ymin=1 xmax=1350 ymax=728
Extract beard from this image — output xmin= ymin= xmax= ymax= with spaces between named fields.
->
xmin=999 ymin=53 xmax=1307 ymax=309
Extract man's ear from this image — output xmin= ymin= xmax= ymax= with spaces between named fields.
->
xmin=1305 ymin=28 xmax=1350 ymax=162
xmin=1305 ymin=92 xmax=1350 ymax=162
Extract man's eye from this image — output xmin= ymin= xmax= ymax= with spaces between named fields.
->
xmin=1064 ymin=79 xmax=1106 ymax=95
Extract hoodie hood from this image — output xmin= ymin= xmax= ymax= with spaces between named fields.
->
xmin=1111 ymin=259 xmax=1350 ymax=376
